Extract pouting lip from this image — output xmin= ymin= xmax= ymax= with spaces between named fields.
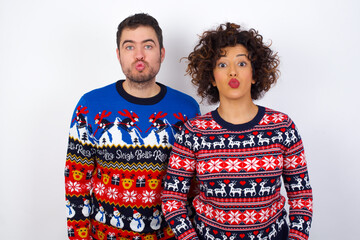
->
xmin=228 ymin=78 xmax=240 ymax=88
xmin=135 ymin=61 xmax=146 ymax=71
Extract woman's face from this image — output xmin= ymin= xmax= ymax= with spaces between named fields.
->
xmin=212 ymin=44 xmax=255 ymax=103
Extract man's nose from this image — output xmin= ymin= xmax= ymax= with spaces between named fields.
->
xmin=135 ymin=48 xmax=145 ymax=61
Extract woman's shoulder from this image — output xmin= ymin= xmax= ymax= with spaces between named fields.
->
xmin=184 ymin=111 xmax=216 ymax=130
xmin=261 ymin=106 xmax=298 ymax=128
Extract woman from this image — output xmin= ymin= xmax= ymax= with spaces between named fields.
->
xmin=162 ymin=23 xmax=313 ymax=240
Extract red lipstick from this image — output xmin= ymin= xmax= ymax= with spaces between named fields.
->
xmin=228 ymin=78 xmax=240 ymax=88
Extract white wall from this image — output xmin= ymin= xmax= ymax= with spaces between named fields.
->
xmin=0 ymin=0 xmax=359 ymax=239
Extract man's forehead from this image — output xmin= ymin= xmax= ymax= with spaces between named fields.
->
xmin=120 ymin=26 xmax=158 ymax=43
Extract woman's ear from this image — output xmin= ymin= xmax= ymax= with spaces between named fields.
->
xmin=212 ymin=81 xmax=217 ymax=87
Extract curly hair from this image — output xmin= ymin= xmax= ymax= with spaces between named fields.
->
xmin=186 ymin=23 xmax=280 ymax=104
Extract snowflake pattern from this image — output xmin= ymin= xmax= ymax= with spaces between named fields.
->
xmin=271 ymin=113 xmax=286 ymax=123
xmin=207 ymin=159 xmax=223 ymax=172
xmin=169 ymin=155 xmax=182 ymax=169
xmin=284 ymin=156 xmax=299 ymax=169
xmin=194 ymin=200 xmax=205 ymax=214
xmin=142 ymin=190 xmax=155 ymax=203
xmin=183 ymin=158 xmax=196 ymax=171
xmin=209 ymin=120 xmax=221 ymax=130
xmin=123 ymin=190 xmax=137 ymax=203
xmin=227 ymin=210 xmax=241 ymax=224
xmin=165 ymin=200 xmax=180 ymax=212
xmin=262 ymin=156 xmax=277 ymax=170
xmin=193 ymin=119 xmax=208 ymax=130
xmin=225 ymin=158 xmax=242 ymax=172
xmin=277 ymin=155 xmax=284 ymax=169
xmin=107 ymin=187 xmax=118 ymax=200
xmin=67 ymin=181 xmax=81 ymax=192
xmin=214 ymin=209 xmax=226 ymax=223
xmin=94 ymin=182 xmax=105 ymax=196
xmin=197 ymin=161 xmax=206 ymax=174
xmin=258 ymin=208 xmax=270 ymax=222
xmin=291 ymin=199 xmax=305 ymax=209
xmin=259 ymin=114 xmax=270 ymax=125
xmin=305 ymin=199 xmax=313 ymax=211
xmin=204 ymin=205 xmax=214 ymax=218
xmin=243 ymin=210 xmax=257 ymax=224
xmin=243 ymin=158 xmax=261 ymax=172
xmin=299 ymin=152 xmax=307 ymax=166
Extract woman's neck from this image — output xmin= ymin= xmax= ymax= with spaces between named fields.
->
xmin=217 ymin=99 xmax=258 ymax=125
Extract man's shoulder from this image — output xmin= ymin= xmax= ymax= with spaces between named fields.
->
xmin=163 ymin=84 xmax=198 ymax=105
xmin=81 ymin=82 xmax=117 ymax=101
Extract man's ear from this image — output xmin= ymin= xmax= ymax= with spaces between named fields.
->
xmin=116 ymin=48 xmax=121 ymax=62
xmin=160 ymin=48 xmax=165 ymax=63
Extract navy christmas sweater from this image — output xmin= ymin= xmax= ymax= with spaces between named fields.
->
xmin=162 ymin=106 xmax=313 ymax=240
xmin=65 ymin=80 xmax=200 ymax=240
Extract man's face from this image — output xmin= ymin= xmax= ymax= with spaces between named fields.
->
xmin=117 ymin=26 xmax=165 ymax=84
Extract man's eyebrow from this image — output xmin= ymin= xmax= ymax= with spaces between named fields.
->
xmin=121 ymin=39 xmax=156 ymax=47
xmin=142 ymin=39 xmax=156 ymax=45
xmin=122 ymin=40 xmax=134 ymax=47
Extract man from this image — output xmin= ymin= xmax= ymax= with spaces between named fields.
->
xmin=65 ymin=13 xmax=200 ymax=240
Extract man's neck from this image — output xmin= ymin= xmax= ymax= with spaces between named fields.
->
xmin=123 ymin=79 xmax=161 ymax=98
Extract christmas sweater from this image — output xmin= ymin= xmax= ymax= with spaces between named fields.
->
xmin=65 ymin=80 xmax=200 ymax=240
xmin=162 ymin=106 xmax=313 ymax=240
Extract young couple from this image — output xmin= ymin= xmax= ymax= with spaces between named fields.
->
xmin=65 ymin=13 xmax=312 ymax=240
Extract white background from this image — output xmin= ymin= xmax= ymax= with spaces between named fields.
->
xmin=0 ymin=0 xmax=359 ymax=239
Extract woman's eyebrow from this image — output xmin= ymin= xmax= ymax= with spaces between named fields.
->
xmin=236 ymin=54 xmax=247 ymax=57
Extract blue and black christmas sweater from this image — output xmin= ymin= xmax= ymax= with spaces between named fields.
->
xmin=65 ymin=80 xmax=200 ymax=240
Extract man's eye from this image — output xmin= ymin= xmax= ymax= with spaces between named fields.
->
xmin=238 ymin=62 xmax=246 ymax=67
xmin=145 ymin=45 xmax=153 ymax=50
xmin=218 ymin=63 xmax=227 ymax=68
xmin=125 ymin=46 xmax=134 ymax=50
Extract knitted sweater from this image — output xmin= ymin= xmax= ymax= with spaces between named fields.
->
xmin=162 ymin=106 xmax=313 ymax=240
xmin=65 ymin=80 xmax=200 ymax=240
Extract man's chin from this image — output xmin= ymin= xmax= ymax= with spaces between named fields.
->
xmin=127 ymin=77 xmax=154 ymax=84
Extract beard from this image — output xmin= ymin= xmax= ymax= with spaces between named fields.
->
xmin=123 ymin=59 xmax=161 ymax=84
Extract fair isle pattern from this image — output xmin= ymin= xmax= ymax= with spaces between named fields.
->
xmin=162 ymin=107 xmax=312 ymax=240
xmin=65 ymin=81 xmax=199 ymax=240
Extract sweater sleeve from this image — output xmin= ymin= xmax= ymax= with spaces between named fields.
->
xmin=161 ymin=125 xmax=199 ymax=240
xmin=65 ymin=97 xmax=96 ymax=240
xmin=282 ymin=119 xmax=313 ymax=240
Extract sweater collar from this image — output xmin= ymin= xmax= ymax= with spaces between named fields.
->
xmin=211 ymin=105 xmax=265 ymax=131
xmin=116 ymin=80 xmax=167 ymax=105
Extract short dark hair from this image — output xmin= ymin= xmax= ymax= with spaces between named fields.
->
xmin=116 ymin=13 xmax=163 ymax=50
xmin=187 ymin=23 xmax=280 ymax=104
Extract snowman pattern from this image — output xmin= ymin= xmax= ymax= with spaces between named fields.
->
xmin=129 ymin=210 xmax=145 ymax=232
xmin=66 ymin=199 xmax=76 ymax=218
xmin=95 ymin=204 xmax=106 ymax=223
xmin=150 ymin=209 xmax=162 ymax=230
xmin=81 ymin=198 xmax=91 ymax=217
xmin=110 ymin=207 xmax=125 ymax=229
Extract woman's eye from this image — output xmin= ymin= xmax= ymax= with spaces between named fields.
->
xmin=218 ymin=63 xmax=227 ymax=68
xmin=238 ymin=62 xmax=246 ymax=67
